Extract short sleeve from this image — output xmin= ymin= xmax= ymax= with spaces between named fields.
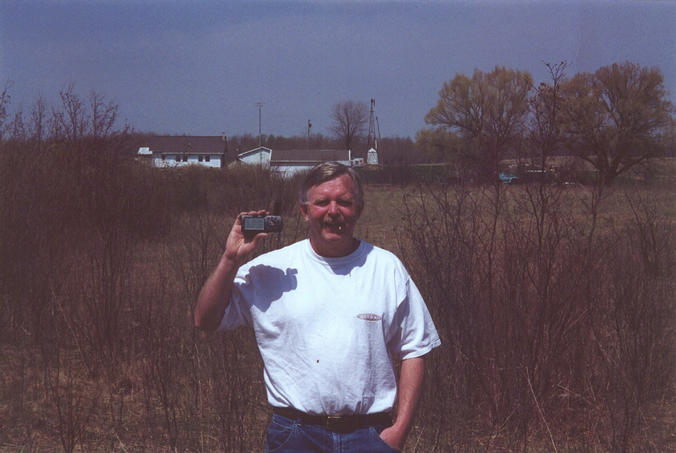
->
xmin=387 ymin=277 xmax=441 ymax=360
xmin=217 ymin=274 xmax=252 ymax=331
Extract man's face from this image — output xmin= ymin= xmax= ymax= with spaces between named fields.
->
xmin=300 ymin=173 xmax=362 ymax=257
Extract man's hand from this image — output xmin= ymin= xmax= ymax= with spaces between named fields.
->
xmin=224 ymin=210 xmax=269 ymax=266
xmin=379 ymin=425 xmax=405 ymax=451
xmin=378 ymin=357 xmax=425 ymax=452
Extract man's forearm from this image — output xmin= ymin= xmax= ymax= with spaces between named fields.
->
xmin=194 ymin=254 xmax=240 ymax=331
xmin=393 ymin=357 xmax=424 ymax=435
xmin=194 ymin=210 xmax=268 ymax=332
xmin=380 ymin=356 xmax=425 ymax=450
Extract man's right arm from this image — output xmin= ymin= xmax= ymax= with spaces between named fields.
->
xmin=194 ymin=210 xmax=267 ymax=332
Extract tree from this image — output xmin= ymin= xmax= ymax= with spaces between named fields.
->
xmin=561 ymin=61 xmax=673 ymax=185
xmin=528 ymin=61 xmax=568 ymax=169
xmin=330 ymin=100 xmax=368 ymax=151
xmin=29 ymin=96 xmax=48 ymax=149
xmin=425 ymin=66 xmax=533 ymax=179
xmin=378 ymin=136 xmax=416 ymax=165
xmin=415 ymin=127 xmax=460 ymax=163
xmin=89 ymin=91 xmax=119 ymax=139
xmin=50 ymin=83 xmax=120 ymax=143
xmin=0 ymin=81 xmax=11 ymax=141
xmin=9 ymin=108 xmax=26 ymax=141
xmin=51 ymin=82 xmax=87 ymax=141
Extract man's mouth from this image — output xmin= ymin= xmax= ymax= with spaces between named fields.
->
xmin=323 ymin=222 xmax=345 ymax=232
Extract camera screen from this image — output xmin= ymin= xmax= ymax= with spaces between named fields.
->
xmin=243 ymin=217 xmax=265 ymax=231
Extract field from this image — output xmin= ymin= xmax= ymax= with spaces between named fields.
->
xmin=1 ymin=149 xmax=674 ymax=452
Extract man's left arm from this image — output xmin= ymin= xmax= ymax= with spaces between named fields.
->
xmin=379 ymin=356 xmax=424 ymax=451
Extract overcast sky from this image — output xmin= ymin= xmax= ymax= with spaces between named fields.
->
xmin=1 ymin=0 xmax=674 ymax=139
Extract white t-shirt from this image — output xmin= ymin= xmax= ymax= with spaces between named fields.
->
xmin=218 ymin=239 xmax=441 ymax=415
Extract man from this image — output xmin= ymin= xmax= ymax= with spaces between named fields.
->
xmin=195 ymin=162 xmax=440 ymax=452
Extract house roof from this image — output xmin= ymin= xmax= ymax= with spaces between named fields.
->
xmin=271 ymin=149 xmax=350 ymax=164
xmin=138 ymin=135 xmax=229 ymax=156
xmin=238 ymin=146 xmax=272 ymax=159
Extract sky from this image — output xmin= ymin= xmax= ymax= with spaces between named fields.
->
xmin=1 ymin=0 xmax=674 ymax=139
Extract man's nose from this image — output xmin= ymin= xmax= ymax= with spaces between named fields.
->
xmin=328 ymin=202 xmax=340 ymax=215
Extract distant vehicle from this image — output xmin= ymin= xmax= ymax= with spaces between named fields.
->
xmin=499 ymin=172 xmax=520 ymax=184
xmin=523 ymin=168 xmax=558 ymax=184
xmin=499 ymin=168 xmax=558 ymax=184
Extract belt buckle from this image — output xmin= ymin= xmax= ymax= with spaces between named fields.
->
xmin=325 ymin=415 xmax=353 ymax=433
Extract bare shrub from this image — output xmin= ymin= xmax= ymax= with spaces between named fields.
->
xmin=582 ymin=188 xmax=674 ymax=452
xmin=2 ymin=100 xmax=672 ymax=452
xmin=39 ymin=314 xmax=99 ymax=453
xmin=397 ymin=181 xmax=674 ymax=452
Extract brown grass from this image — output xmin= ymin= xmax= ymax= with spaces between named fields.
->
xmin=1 ymin=143 xmax=674 ymax=452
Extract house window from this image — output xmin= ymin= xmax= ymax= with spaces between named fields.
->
xmin=175 ymin=155 xmax=180 ymax=162
xmin=182 ymin=155 xmax=188 ymax=162
xmin=198 ymin=155 xmax=203 ymax=162
xmin=161 ymin=155 xmax=166 ymax=161
xmin=205 ymin=155 xmax=211 ymax=162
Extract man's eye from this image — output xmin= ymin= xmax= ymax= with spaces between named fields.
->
xmin=338 ymin=199 xmax=353 ymax=206
xmin=314 ymin=200 xmax=329 ymax=206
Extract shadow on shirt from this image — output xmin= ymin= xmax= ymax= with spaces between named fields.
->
xmin=243 ymin=242 xmax=373 ymax=311
xmin=322 ymin=241 xmax=372 ymax=276
xmin=245 ymin=265 xmax=298 ymax=311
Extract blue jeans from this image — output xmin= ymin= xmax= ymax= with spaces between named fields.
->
xmin=265 ymin=413 xmax=400 ymax=453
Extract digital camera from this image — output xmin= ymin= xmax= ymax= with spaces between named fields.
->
xmin=240 ymin=215 xmax=283 ymax=234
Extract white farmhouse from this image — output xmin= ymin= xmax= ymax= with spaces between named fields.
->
xmin=136 ymin=136 xmax=229 ymax=168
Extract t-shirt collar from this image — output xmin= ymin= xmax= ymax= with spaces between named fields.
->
xmin=304 ymin=238 xmax=364 ymax=267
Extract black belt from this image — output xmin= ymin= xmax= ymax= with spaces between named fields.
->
xmin=272 ymin=406 xmax=392 ymax=433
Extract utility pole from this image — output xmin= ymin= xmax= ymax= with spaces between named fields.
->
xmin=307 ymin=119 xmax=312 ymax=150
xmin=257 ymin=101 xmax=263 ymax=146
xmin=221 ymin=131 xmax=228 ymax=169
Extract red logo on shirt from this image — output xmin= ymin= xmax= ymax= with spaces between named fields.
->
xmin=357 ymin=313 xmax=382 ymax=321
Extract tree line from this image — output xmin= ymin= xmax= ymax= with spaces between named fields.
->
xmin=0 ymin=83 xmax=418 ymax=166
xmin=419 ymin=61 xmax=675 ymax=185
xmin=1 ymin=60 xmax=673 ymax=186
xmin=0 ymin=63 xmax=673 ymax=452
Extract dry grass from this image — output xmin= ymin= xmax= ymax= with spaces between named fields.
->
xmin=1 ymin=146 xmax=674 ymax=451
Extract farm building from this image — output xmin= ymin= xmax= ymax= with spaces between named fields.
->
xmin=136 ymin=135 xmax=229 ymax=168
xmin=236 ymin=146 xmax=272 ymax=167
xmin=136 ymin=136 xmax=370 ymax=176
xmin=235 ymin=147 xmax=364 ymax=177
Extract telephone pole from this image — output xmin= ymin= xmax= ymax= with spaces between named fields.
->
xmin=307 ymin=119 xmax=312 ymax=150
xmin=257 ymin=101 xmax=263 ymax=146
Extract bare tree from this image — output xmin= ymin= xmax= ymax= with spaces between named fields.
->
xmin=561 ymin=61 xmax=673 ymax=185
xmin=29 ymin=96 xmax=48 ymax=147
xmin=330 ymin=100 xmax=368 ymax=151
xmin=528 ymin=61 xmax=568 ymax=171
xmin=0 ymin=81 xmax=12 ymax=140
xmin=89 ymin=90 xmax=118 ymax=139
xmin=425 ymin=66 xmax=533 ymax=180
xmin=10 ymin=108 xmax=26 ymax=141
xmin=49 ymin=83 xmax=123 ymax=146
xmin=51 ymin=82 xmax=88 ymax=141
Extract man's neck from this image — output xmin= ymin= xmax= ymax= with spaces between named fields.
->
xmin=309 ymin=237 xmax=360 ymax=258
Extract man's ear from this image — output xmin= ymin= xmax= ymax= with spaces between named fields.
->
xmin=299 ymin=202 xmax=309 ymax=221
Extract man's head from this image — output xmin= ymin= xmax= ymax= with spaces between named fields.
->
xmin=299 ymin=162 xmax=364 ymax=212
xmin=299 ymin=162 xmax=364 ymax=257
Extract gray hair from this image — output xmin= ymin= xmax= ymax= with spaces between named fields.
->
xmin=299 ymin=161 xmax=364 ymax=211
